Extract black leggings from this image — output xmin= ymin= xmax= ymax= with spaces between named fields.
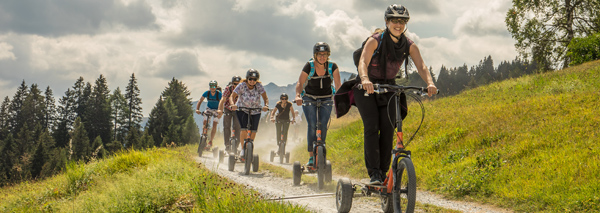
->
xmin=353 ymin=87 xmax=397 ymax=177
xmin=223 ymin=108 xmax=241 ymax=147
xmin=275 ymin=120 xmax=290 ymax=144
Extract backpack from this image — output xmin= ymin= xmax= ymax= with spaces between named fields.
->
xmin=353 ymin=32 xmax=384 ymax=68
xmin=352 ymin=32 xmax=410 ymax=79
xmin=301 ymin=59 xmax=335 ymax=97
xmin=207 ymin=91 xmax=221 ymax=101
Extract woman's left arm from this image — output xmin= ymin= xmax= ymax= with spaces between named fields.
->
xmin=409 ymin=44 xmax=437 ymax=96
xmin=261 ymin=92 xmax=269 ymax=106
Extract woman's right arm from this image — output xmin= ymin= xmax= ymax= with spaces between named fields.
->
xmin=295 ymin=71 xmax=308 ymax=106
xmin=359 ymin=37 xmax=378 ymax=94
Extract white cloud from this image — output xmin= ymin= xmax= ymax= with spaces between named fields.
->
xmin=314 ymin=9 xmax=371 ymax=53
xmin=0 ymin=42 xmax=16 ymax=61
xmin=453 ymin=0 xmax=510 ymax=37
xmin=418 ymin=34 xmax=516 ymax=72
xmin=0 ymin=0 xmax=520 ymax=116
xmin=150 ymin=49 xmax=206 ymax=79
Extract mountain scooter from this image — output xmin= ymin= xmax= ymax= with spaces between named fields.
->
xmin=197 ymin=110 xmax=219 ymax=158
xmin=336 ymin=84 xmax=438 ymax=213
xmin=228 ymin=107 xmax=262 ymax=175
xmin=270 ymin=120 xmax=291 ymax=164
xmin=292 ymin=99 xmax=333 ymax=189
xmin=218 ymin=111 xmax=240 ymax=163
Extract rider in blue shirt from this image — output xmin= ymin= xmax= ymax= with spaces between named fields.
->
xmin=195 ymin=80 xmax=222 ymax=148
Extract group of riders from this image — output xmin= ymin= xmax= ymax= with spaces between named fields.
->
xmin=195 ymin=4 xmax=437 ymax=185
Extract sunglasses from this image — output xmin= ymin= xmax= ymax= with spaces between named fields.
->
xmin=316 ymin=53 xmax=329 ymax=57
xmin=248 ymin=78 xmax=257 ymax=81
xmin=281 ymin=98 xmax=288 ymax=100
xmin=389 ymin=18 xmax=408 ymax=25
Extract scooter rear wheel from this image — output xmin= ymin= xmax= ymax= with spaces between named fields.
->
xmin=336 ymin=178 xmax=353 ymax=213
xmin=292 ymin=161 xmax=302 ymax=186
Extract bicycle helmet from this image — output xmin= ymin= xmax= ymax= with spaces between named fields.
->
xmin=280 ymin=93 xmax=288 ymax=100
xmin=209 ymin=80 xmax=218 ymax=88
xmin=246 ymin=69 xmax=260 ymax=80
xmin=313 ymin=42 xmax=330 ymax=55
xmin=231 ymin=75 xmax=242 ymax=83
xmin=385 ymin=4 xmax=410 ymax=21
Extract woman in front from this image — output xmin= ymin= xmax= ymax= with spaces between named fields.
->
xmin=294 ymin=42 xmax=341 ymax=167
xmin=229 ymin=69 xmax=269 ymax=159
xmin=355 ymin=4 xmax=437 ymax=185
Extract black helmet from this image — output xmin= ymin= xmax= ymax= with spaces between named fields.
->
xmin=280 ymin=93 xmax=288 ymax=100
xmin=385 ymin=4 xmax=410 ymax=21
xmin=313 ymin=42 xmax=330 ymax=55
xmin=246 ymin=69 xmax=260 ymax=80
xmin=209 ymin=80 xmax=218 ymax=88
xmin=231 ymin=75 xmax=241 ymax=83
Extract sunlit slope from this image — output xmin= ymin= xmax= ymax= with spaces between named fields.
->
xmin=326 ymin=59 xmax=600 ymax=212
xmin=0 ymin=146 xmax=309 ymax=212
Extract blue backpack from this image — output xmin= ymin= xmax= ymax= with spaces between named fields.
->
xmin=301 ymin=59 xmax=335 ymax=97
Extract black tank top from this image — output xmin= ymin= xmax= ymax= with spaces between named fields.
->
xmin=276 ymin=102 xmax=292 ymax=121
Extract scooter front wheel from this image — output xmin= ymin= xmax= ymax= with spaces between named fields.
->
xmin=393 ymin=157 xmax=416 ymax=213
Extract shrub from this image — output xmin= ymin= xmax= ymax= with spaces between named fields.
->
xmin=567 ymin=33 xmax=600 ymax=66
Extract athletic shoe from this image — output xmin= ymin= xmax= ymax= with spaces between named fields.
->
xmin=306 ymin=156 xmax=314 ymax=167
xmin=369 ymin=172 xmax=382 ymax=185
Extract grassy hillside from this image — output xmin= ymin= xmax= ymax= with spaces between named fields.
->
xmin=0 ymin=146 xmax=308 ymax=212
xmin=317 ymin=60 xmax=600 ymax=212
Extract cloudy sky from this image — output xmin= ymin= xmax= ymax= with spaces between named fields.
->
xmin=0 ymin=0 xmax=516 ymax=116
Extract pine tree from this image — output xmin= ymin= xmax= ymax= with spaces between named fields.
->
xmin=0 ymin=96 xmax=10 ymax=141
xmin=72 ymin=77 xmax=89 ymax=123
xmin=182 ymin=115 xmax=200 ymax=145
xmin=14 ymin=123 xmax=34 ymax=181
xmin=41 ymin=147 xmax=67 ymax=177
xmin=125 ymin=73 xmax=143 ymax=134
xmin=21 ymin=84 xmax=45 ymax=138
xmin=35 ymin=129 xmax=56 ymax=179
xmin=127 ymin=127 xmax=141 ymax=150
xmin=162 ymin=78 xmax=194 ymax=145
xmin=109 ymin=87 xmax=128 ymax=143
xmin=43 ymin=86 xmax=57 ymax=132
xmin=0 ymin=134 xmax=17 ymax=186
xmin=53 ymin=89 xmax=76 ymax=148
xmin=140 ymin=127 xmax=154 ymax=149
xmin=87 ymin=75 xmax=112 ymax=147
xmin=31 ymin=139 xmax=45 ymax=179
xmin=147 ymin=96 xmax=168 ymax=147
xmin=70 ymin=117 xmax=90 ymax=162
xmin=8 ymin=81 xmax=29 ymax=135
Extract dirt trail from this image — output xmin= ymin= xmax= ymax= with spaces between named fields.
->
xmin=195 ymin=133 xmax=511 ymax=213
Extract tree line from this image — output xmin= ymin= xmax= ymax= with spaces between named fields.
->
xmin=0 ymin=74 xmax=199 ymax=186
xmin=399 ymin=55 xmax=538 ymax=96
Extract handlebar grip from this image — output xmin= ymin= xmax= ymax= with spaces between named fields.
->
xmin=426 ymin=88 xmax=440 ymax=94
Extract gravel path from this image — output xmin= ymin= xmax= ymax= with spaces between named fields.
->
xmin=195 ymin=137 xmax=512 ymax=213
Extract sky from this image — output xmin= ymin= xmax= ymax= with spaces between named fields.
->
xmin=0 ymin=0 xmax=517 ymax=116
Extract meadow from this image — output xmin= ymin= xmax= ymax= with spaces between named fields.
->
xmin=0 ymin=146 xmax=308 ymax=212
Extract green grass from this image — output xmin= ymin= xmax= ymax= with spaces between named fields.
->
xmin=306 ymin=60 xmax=600 ymax=212
xmin=0 ymin=146 xmax=309 ymax=212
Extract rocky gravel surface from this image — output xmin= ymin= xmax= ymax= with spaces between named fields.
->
xmin=195 ymin=138 xmax=511 ymax=213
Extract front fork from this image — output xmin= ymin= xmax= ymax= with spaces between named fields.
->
xmin=243 ymin=130 xmax=253 ymax=150
xmin=385 ymin=94 xmax=409 ymax=193
xmin=202 ymin=120 xmax=209 ymax=136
